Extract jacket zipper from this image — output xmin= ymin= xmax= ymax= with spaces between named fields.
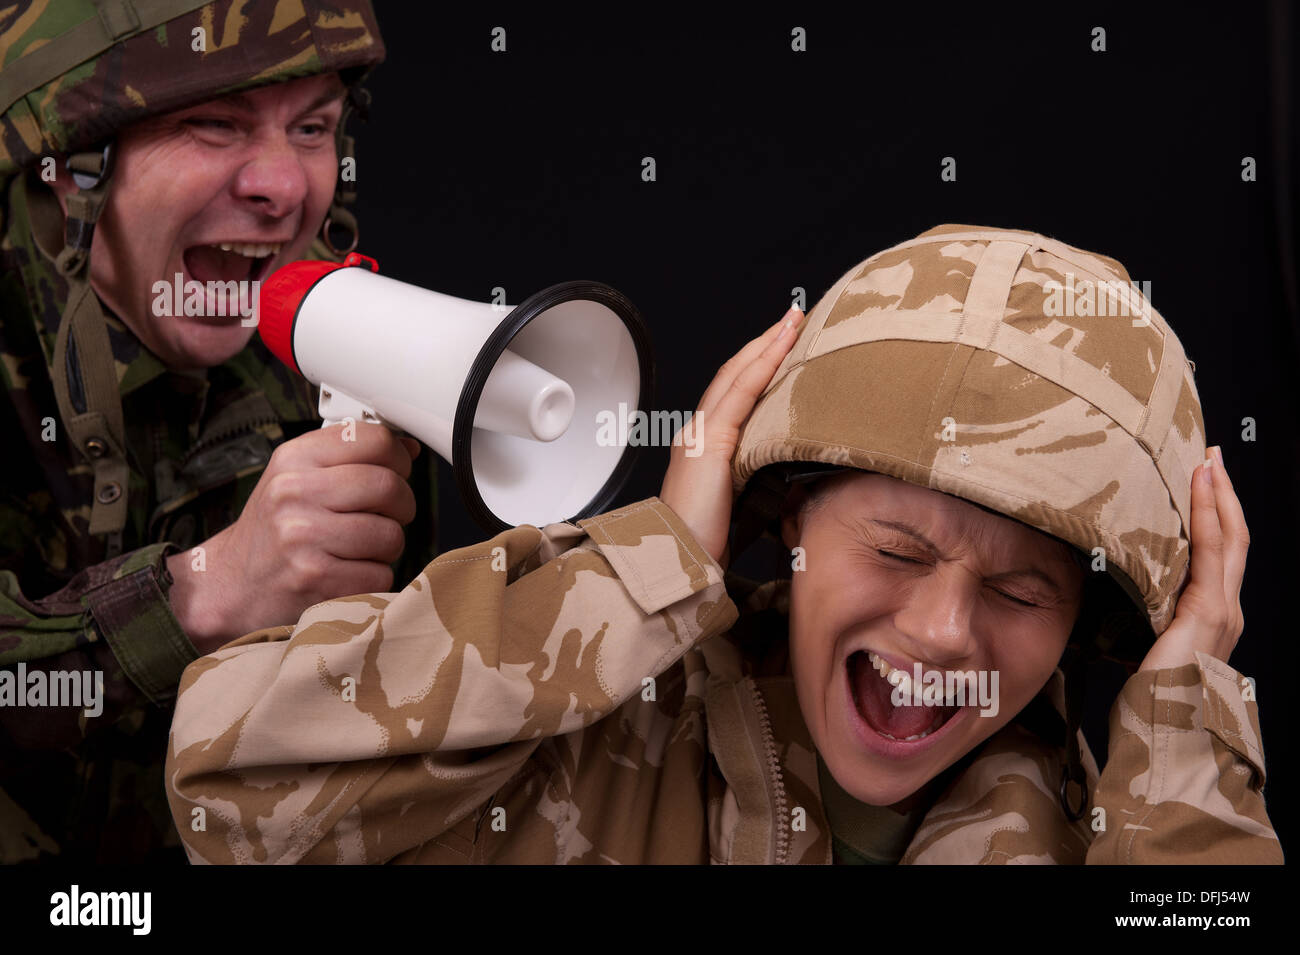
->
xmin=178 ymin=415 xmax=280 ymax=471
xmin=147 ymin=415 xmax=282 ymax=539
xmin=749 ymin=680 xmax=790 ymax=865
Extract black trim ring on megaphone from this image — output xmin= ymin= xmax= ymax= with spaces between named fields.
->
xmin=258 ymin=253 xmax=654 ymax=533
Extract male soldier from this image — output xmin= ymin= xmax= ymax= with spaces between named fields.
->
xmin=0 ymin=1 xmax=435 ymax=863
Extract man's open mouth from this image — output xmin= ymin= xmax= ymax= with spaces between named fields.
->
xmin=182 ymin=241 xmax=283 ymax=284
xmin=847 ymin=650 xmax=961 ymax=742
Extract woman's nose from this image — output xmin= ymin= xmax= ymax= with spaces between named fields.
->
xmin=892 ymin=568 xmax=979 ymax=664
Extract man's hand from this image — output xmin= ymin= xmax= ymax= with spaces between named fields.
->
xmin=166 ymin=421 xmax=420 ymax=653
xmin=659 ymin=307 xmax=804 ymax=565
xmin=1139 ymin=446 xmax=1249 ymax=672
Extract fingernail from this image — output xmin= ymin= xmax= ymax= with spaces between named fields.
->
xmin=776 ymin=310 xmax=798 ymax=340
xmin=1210 ymin=445 xmax=1223 ymax=467
xmin=1201 ymin=457 xmax=1213 ymax=484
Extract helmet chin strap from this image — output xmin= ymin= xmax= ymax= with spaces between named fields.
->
xmin=34 ymin=142 xmax=131 ymax=551
xmin=1058 ymin=642 xmax=1093 ymax=821
xmin=320 ymin=83 xmax=370 ymax=256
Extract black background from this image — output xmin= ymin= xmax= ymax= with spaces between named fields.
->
xmin=352 ymin=3 xmax=1297 ymax=854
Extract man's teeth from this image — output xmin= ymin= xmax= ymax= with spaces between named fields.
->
xmin=214 ymin=241 xmax=282 ymax=257
xmin=866 ymin=650 xmax=959 ymax=708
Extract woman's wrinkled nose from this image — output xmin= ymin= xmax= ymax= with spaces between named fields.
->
xmin=892 ymin=567 xmax=979 ymax=664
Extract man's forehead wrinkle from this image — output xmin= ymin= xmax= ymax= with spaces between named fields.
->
xmin=209 ymin=91 xmax=258 ymax=113
xmin=198 ymin=80 xmax=345 ymax=117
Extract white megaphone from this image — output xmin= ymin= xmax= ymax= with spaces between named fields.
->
xmin=258 ymin=252 xmax=652 ymax=531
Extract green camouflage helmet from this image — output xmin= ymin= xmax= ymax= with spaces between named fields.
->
xmin=732 ymin=224 xmax=1207 ymax=648
xmin=0 ymin=0 xmax=385 ymax=176
xmin=0 ymin=0 xmax=385 ymax=541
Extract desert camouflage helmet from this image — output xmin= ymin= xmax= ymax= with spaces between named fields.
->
xmin=0 ymin=0 xmax=385 ymax=177
xmin=732 ymin=224 xmax=1206 ymax=642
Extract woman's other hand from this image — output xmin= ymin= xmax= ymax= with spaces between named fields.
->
xmin=1140 ymin=446 xmax=1249 ymax=672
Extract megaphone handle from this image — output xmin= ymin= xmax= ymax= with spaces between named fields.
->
xmin=316 ymin=383 xmax=416 ymax=441
xmin=318 ymin=384 xmax=379 ymax=428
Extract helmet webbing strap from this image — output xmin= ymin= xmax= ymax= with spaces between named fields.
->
xmin=1058 ymin=646 xmax=1090 ymax=821
xmin=729 ymin=463 xmax=852 ymax=560
xmin=320 ymin=84 xmax=370 ymax=256
xmin=31 ymin=147 xmax=131 ymax=546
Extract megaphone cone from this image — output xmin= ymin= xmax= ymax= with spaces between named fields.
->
xmin=258 ymin=253 xmax=653 ymax=532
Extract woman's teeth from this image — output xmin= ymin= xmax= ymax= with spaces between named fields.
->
xmin=213 ymin=241 xmax=282 ymax=258
xmin=864 ymin=650 xmax=956 ymax=741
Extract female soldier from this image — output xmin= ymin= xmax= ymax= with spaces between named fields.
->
xmin=166 ymin=224 xmax=1280 ymax=863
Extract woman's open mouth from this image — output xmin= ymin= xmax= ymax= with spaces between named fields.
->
xmin=844 ymin=650 xmax=966 ymax=754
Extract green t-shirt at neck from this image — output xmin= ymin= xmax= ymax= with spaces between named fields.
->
xmin=816 ymin=754 xmax=935 ymax=865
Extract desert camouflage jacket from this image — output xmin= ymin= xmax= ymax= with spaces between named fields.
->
xmin=166 ymin=497 xmax=1282 ymax=864
xmin=0 ymin=171 xmax=437 ymax=862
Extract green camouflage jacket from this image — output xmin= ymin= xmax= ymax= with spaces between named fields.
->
xmin=0 ymin=170 xmax=438 ymax=863
xmin=165 ymin=498 xmax=1282 ymax=864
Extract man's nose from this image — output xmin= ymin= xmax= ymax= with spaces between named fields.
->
xmin=231 ymin=137 xmax=311 ymax=216
xmin=892 ymin=568 xmax=979 ymax=664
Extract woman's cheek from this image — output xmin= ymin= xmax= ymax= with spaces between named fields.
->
xmin=997 ymin=621 xmax=1069 ymax=709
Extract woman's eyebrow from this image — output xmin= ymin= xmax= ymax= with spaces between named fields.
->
xmin=870 ymin=519 xmax=1067 ymax=595
xmin=868 ymin=520 xmax=939 ymax=554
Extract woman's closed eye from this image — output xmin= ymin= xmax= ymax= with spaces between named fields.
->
xmin=878 ymin=549 xmax=926 ymax=565
xmin=992 ymin=588 xmax=1040 ymax=608
xmin=875 ymin=548 xmax=1047 ymax=608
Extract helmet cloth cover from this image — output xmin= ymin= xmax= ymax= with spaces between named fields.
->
xmin=731 ymin=224 xmax=1206 ymax=638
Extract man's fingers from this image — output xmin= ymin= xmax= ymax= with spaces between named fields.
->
xmin=315 ymin=554 xmax=396 ymax=594
xmin=321 ymin=513 xmax=408 ymax=564
xmin=697 ymin=308 xmax=801 ymax=418
xmin=286 ymin=422 xmax=415 ymax=478
xmin=312 ymin=464 xmax=418 ymax=524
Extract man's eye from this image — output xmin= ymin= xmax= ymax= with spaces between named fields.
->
xmin=297 ymin=123 xmax=328 ymax=136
